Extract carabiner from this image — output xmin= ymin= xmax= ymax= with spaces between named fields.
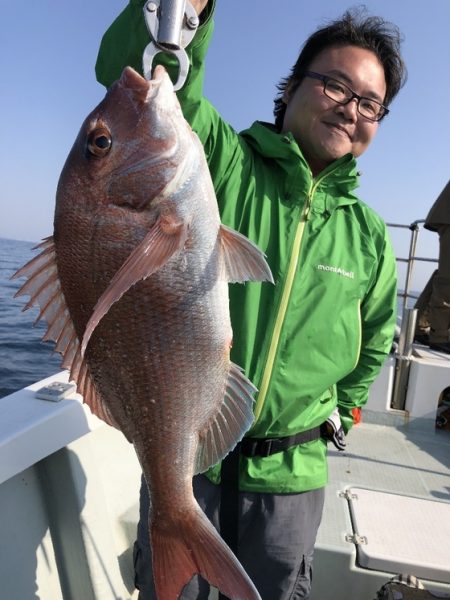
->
xmin=142 ymin=0 xmax=199 ymax=91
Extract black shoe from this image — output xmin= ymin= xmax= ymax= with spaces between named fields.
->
xmin=429 ymin=342 xmax=450 ymax=355
xmin=414 ymin=333 xmax=430 ymax=345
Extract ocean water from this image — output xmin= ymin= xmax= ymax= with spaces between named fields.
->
xmin=0 ymin=236 xmax=412 ymax=400
xmin=0 ymin=237 xmax=61 ymax=398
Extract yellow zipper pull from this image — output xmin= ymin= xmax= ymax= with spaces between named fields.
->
xmin=303 ymin=196 xmax=313 ymax=222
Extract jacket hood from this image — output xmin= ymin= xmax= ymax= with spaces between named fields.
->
xmin=240 ymin=121 xmax=361 ymax=210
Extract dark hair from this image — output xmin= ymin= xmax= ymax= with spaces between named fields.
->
xmin=273 ymin=6 xmax=407 ymax=130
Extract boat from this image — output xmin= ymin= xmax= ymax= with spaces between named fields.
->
xmin=1 ymin=221 xmax=449 ymax=600
xmin=313 ymin=219 xmax=450 ymax=599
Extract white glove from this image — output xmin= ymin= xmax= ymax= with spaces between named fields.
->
xmin=324 ymin=408 xmax=346 ymax=451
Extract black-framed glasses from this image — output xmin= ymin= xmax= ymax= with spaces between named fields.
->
xmin=304 ymin=71 xmax=389 ymax=122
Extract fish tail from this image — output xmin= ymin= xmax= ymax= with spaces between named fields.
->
xmin=151 ymin=507 xmax=261 ymax=600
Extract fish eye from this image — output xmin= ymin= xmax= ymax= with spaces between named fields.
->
xmin=86 ymin=128 xmax=112 ymax=157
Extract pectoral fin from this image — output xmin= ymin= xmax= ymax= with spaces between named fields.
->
xmin=81 ymin=216 xmax=188 ymax=356
xmin=219 ymin=224 xmax=274 ymax=284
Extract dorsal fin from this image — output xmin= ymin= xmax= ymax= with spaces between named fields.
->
xmin=195 ymin=363 xmax=257 ymax=474
xmin=12 ymin=237 xmax=119 ymax=430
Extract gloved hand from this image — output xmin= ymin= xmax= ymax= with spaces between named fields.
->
xmin=322 ymin=408 xmax=346 ymax=451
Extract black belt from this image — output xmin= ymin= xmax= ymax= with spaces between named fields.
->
xmin=240 ymin=426 xmax=322 ymax=458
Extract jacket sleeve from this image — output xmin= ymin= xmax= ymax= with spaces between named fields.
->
xmin=95 ymin=0 xmax=245 ymax=197
xmin=336 ymin=229 xmax=397 ymax=433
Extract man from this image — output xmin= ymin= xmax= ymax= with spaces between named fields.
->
xmin=415 ymin=180 xmax=450 ymax=354
xmin=96 ymin=2 xmax=406 ymax=598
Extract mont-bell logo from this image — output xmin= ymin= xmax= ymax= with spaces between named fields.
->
xmin=317 ymin=264 xmax=355 ymax=279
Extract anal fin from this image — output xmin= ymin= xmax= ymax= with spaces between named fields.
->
xmin=195 ymin=363 xmax=257 ymax=474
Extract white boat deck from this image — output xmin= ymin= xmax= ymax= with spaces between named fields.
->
xmin=0 ymin=344 xmax=449 ymax=599
xmin=312 ymin=403 xmax=450 ymax=599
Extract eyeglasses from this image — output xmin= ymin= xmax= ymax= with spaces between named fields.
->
xmin=304 ymin=71 xmax=389 ymax=122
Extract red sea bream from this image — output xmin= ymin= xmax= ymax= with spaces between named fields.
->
xmin=13 ymin=65 xmax=273 ymax=599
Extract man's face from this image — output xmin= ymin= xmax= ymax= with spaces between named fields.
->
xmin=281 ymin=44 xmax=387 ymax=176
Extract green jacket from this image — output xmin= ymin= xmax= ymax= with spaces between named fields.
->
xmin=96 ymin=1 xmax=397 ymax=493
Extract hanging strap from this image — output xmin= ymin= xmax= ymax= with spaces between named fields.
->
xmin=218 ymin=443 xmax=241 ymax=600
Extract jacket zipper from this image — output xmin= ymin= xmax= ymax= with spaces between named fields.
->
xmin=352 ymin=299 xmax=362 ymax=371
xmin=254 ymin=175 xmax=327 ymax=421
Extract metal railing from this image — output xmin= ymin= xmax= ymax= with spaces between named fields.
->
xmin=386 ymin=220 xmax=438 ymax=410
xmin=386 ymin=219 xmax=437 ymax=323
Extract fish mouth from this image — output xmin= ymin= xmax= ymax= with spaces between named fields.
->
xmin=119 ymin=65 xmax=166 ymax=102
xmin=109 ymin=66 xmax=181 ymax=211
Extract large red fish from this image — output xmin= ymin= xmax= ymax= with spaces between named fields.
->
xmin=13 ymin=65 xmax=273 ymax=599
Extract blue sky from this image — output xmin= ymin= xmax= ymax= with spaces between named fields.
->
xmin=1 ymin=0 xmax=449 ymax=291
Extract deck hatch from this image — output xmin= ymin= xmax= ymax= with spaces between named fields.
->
xmin=345 ymin=487 xmax=450 ymax=583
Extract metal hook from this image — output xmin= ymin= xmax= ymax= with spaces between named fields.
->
xmin=142 ymin=42 xmax=190 ymax=91
xmin=142 ymin=0 xmax=199 ymax=90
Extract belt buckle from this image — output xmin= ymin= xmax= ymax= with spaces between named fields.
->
xmin=260 ymin=438 xmax=276 ymax=457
